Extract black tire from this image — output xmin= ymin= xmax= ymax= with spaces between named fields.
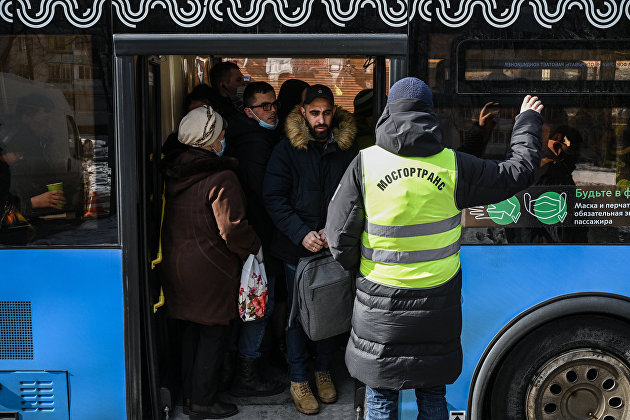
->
xmin=487 ymin=315 xmax=630 ymax=420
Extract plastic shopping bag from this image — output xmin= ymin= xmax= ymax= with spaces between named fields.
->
xmin=238 ymin=254 xmax=268 ymax=321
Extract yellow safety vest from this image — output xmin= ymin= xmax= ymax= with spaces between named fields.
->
xmin=360 ymin=146 xmax=461 ymax=288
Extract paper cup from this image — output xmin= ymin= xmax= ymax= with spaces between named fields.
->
xmin=46 ymin=182 xmax=64 ymax=208
xmin=47 ymin=182 xmax=63 ymax=191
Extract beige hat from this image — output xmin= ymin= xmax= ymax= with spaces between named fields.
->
xmin=178 ymin=105 xmax=225 ymax=148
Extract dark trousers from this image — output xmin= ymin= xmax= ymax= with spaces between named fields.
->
xmin=181 ymin=320 xmax=229 ymax=405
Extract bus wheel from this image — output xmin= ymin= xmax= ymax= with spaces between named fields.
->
xmin=488 ymin=315 xmax=630 ymax=420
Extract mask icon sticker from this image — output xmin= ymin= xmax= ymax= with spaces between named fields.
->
xmin=524 ymin=192 xmax=567 ymax=225
xmin=486 ymin=196 xmax=521 ymax=225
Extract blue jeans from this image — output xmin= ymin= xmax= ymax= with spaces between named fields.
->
xmin=365 ymin=385 xmax=448 ymax=420
xmin=285 ymin=263 xmax=335 ymax=382
xmin=237 ymin=258 xmax=275 ymax=358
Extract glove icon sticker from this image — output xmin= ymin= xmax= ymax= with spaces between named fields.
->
xmin=523 ymin=192 xmax=567 ymax=225
xmin=486 ymin=196 xmax=521 ymax=225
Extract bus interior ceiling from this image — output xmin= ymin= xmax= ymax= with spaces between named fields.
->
xmin=153 ymin=55 xmax=391 ymax=139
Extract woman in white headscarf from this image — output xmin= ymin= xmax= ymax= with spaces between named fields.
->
xmin=161 ymin=105 xmax=260 ymax=419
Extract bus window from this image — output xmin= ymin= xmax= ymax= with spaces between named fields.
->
xmin=67 ymin=115 xmax=81 ymax=160
xmin=427 ymin=37 xmax=630 ymax=245
xmin=456 ymin=40 xmax=630 ymax=94
xmin=0 ymin=35 xmax=116 ymax=246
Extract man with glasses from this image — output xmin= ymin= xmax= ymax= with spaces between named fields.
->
xmin=225 ymin=81 xmax=285 ymax=397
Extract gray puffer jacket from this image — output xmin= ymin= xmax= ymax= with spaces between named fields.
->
xmin=325 ymin=98 xmax=542 ymax=389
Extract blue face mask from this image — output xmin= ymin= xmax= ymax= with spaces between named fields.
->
xmin=250 ymin=109 xmax=278 ymax=130
xmin=259 ymin=119 xmax=278 ymax=130
xmin=213 ymin=138 xmax=226 ymax=157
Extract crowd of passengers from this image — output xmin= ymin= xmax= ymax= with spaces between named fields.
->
xmin=160 ymin=61 xmax=375 ymax=418
xmin=158 ymin=62 xmax=520 ymax=419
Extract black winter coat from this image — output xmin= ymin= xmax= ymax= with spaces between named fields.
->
xmin=208 ymin=89 xmax=241 ymax=124
xmin=225 ymin=114 xmax=281 ymax=247
xmin=325 ymin=98 xmax=543 ymax=389
xmin=263 ymin=106 xmax=358 ymax=265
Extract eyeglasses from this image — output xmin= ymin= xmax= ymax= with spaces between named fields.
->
xmin=248 ymin=101 xmax=281 ymax=111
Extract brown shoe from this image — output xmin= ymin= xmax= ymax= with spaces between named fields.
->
xmin=290 ymin=381 xmax=320 ymax=415
xmin=315 ymin=371 xmax=338 ymax=403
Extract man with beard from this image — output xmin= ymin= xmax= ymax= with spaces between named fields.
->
xmin=263 ymin=84 xmax=358 ymax=415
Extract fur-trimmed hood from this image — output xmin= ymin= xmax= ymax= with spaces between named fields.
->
xmin=284 ymin=105 xmax=357 ymax=151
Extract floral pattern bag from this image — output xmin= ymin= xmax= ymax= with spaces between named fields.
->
xmin=238 ymin=254 xmax=268 ymax=321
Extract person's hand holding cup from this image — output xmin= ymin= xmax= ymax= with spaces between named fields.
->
xmin=41 ymin=182 xmax=65 ymax=209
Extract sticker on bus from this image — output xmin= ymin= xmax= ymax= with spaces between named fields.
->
xmin=449 ymin=411 xmax=466 ymax=420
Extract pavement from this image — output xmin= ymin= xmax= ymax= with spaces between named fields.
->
xmin=170 ymin=347 xmax=362 ymax=420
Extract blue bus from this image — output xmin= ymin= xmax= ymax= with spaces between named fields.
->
xmin=1 ymin=1 xmax=629 ymax=419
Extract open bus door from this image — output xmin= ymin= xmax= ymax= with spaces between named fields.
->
xmin=115 ymin=34 xmax=408 ymax=419
xmin=135 ymin=55 xmax=172 ymax=419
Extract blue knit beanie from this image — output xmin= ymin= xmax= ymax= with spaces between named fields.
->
xmin=387 ymin=77 xmax=433 ymax=109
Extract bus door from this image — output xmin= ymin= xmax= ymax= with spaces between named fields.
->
xmin=135 ymin=55 xmax=170 ymax=419
xmin=114 ymin=33 xmax=408 ymax=419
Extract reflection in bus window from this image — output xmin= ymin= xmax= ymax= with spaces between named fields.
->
xmin=0 ymin=35 xmax=116 ymax=246
xmin=457 ymin=40 xmax=630 ymax=94
xmin=461 ymin=102 xmax=630 ymax=245
xmin=428 ymin=36 xmax=630 ymax=245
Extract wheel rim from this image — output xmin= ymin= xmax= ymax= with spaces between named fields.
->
xmin=526 ymin=349 xmax=630 ymax=420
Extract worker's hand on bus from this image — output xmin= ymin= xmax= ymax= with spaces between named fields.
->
xmin=302 ymin=230 xmax=324 ymax=253
xmin=31 ymin=190 xmax=66 ymax=209
xmin=318 ymin=229 xmax=329 ymax=248
xmin=479 ymin=102 xmax=499 ymax=127
xmin=520 ymin=95 xmax=543 ymax=114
